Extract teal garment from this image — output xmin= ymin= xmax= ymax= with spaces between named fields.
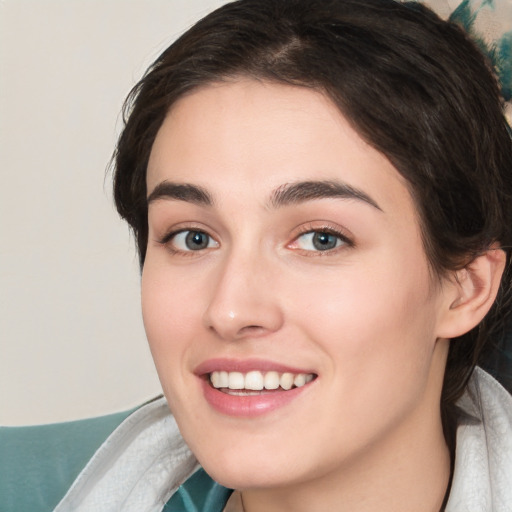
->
xmin=163 ymin=468 xmax=232 ymax=512
xmin=0 ymin=407 xmax=135 ymax=512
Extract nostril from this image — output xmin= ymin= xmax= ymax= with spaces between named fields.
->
xmin=237 ymin=325 xmax=268 ymax=337
xmin=207 ymin=323 xmax=266 ymax=340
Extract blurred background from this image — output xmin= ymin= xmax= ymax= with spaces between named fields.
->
xmin=0 ymin=0 xmax=226 ymax=425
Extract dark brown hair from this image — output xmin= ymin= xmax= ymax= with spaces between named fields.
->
xmin=113 ymin=0 xmax=512 ymax=445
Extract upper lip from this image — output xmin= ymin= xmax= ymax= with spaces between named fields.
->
xmin=194 ymin=358 xmax=316 ymax=376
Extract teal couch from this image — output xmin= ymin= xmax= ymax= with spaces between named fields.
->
xmin=0 ymin=407 xmax=136 ymax=512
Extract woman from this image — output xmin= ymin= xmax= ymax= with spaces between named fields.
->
xmin=55 ymin=0 xmax=512 ymax=510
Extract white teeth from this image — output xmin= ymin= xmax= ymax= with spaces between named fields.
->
xmin=209 ymin=370 xmax=315 ymax=391
xmin=280 ymin=372 xmax=294 ymax=390
xmin=228 ymin=372 xmax=245 ymax=390
xmin=264 ymin=371 xmax=280 ymax=390
xmin=210 ymin=371 xmax=221 ymax=388
xmin=293 ymin=374 xmax=306 ymax=387
xmin=218 ymin=371 xmax=229 ymax=388
xmin=245 ymin=370 xmax=264 ymax=390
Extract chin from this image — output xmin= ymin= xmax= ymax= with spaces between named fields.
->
xmin=189 ymin=435 xmax=311 ymax=491
xmin=201 ymin=458 xmax=295 ymax=491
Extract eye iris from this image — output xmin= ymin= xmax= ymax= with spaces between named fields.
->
xmin=312 ymin=232 xmax=338 ymax=251
xmin=185 ymin=231 xmax=209 ymax=250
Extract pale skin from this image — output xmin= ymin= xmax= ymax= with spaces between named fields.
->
xmin=142 ymin=80 xmax=505 ymax=512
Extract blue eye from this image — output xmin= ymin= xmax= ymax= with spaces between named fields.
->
xmin=170 ymin=230 xmax=217 ymax=251
xmin=295 ymin=231 xmax=345 ymax=251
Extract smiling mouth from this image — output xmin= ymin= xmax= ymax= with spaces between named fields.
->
xmin=209 ymin=370 xmax=316 ymax=394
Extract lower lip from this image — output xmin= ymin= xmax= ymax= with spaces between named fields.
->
xmin=201 ymin=378 xmax=311 ymax=417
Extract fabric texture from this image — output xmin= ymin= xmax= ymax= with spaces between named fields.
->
xmin=52 ymin=368 xmax=512 ymax=512
xmin=53 ymin=397 xmax=199 ymax=512
xmin=445 ymin=368 xmax=512 ymax=511
xmin=162 ymin=468 xmax=232 ymax=512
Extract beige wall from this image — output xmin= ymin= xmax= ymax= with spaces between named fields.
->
xmin=0 ymin=0 xmax=227 ymax=425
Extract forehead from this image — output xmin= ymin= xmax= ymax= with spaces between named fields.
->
xmin=147 ymin=79 xmax=414 ymax=218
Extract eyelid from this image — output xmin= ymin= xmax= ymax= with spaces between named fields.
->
xmin=287 ymin=222 xmax=355 ymax=253
xmin=156 ymin=221 xmax=212 ymax=243
xmin=156 ymin=224 xmax=219 ymax=255
xmin=153 ymin=221 xmax=353 ymax=256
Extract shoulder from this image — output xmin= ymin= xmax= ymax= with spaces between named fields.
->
xmin=53 ymin=396 xmax=201 ymax=512
xmin=446 ymin=368 xmax=512 ymax=512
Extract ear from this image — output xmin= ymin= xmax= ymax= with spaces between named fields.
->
xmin=436 ymin=246 xmax=506 ymax=339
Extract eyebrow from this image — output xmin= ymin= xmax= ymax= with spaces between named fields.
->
xmin=147 ymin=179 xmax=382 ymax=212
xmin=269 ymin=180 xmax=382 ymax=211
xmin=147 ymin=181 xmax=213 ymax=206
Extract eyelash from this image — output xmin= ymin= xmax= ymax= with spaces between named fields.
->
xmin=157 ymin=227 xmax=218 ymax=256
xmin=156 ymin=224 xmax=354 ymax=256
xmin=289 ymin=224 xmax=354 ymax=255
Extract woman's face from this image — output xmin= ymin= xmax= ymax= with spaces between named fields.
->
xmin=143 ymin=80 xmax=452 ymax=490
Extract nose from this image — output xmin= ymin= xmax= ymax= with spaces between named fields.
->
xmin=202 ymin=250 xmax=284 ymax=341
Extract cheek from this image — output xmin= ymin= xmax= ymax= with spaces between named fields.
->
xmin=288 ymin=249 xmax=437 ymax=382
xmin=141 ymin=262 xmax=210 ymax=427
xmin=141 ymin=261 xmax=200 ymax=376
xmin=280 ymin=263 xmax=439 ymax=456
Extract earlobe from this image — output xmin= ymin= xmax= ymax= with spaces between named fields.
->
xmin=437 ymin=246 xmax=506 ymax=339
